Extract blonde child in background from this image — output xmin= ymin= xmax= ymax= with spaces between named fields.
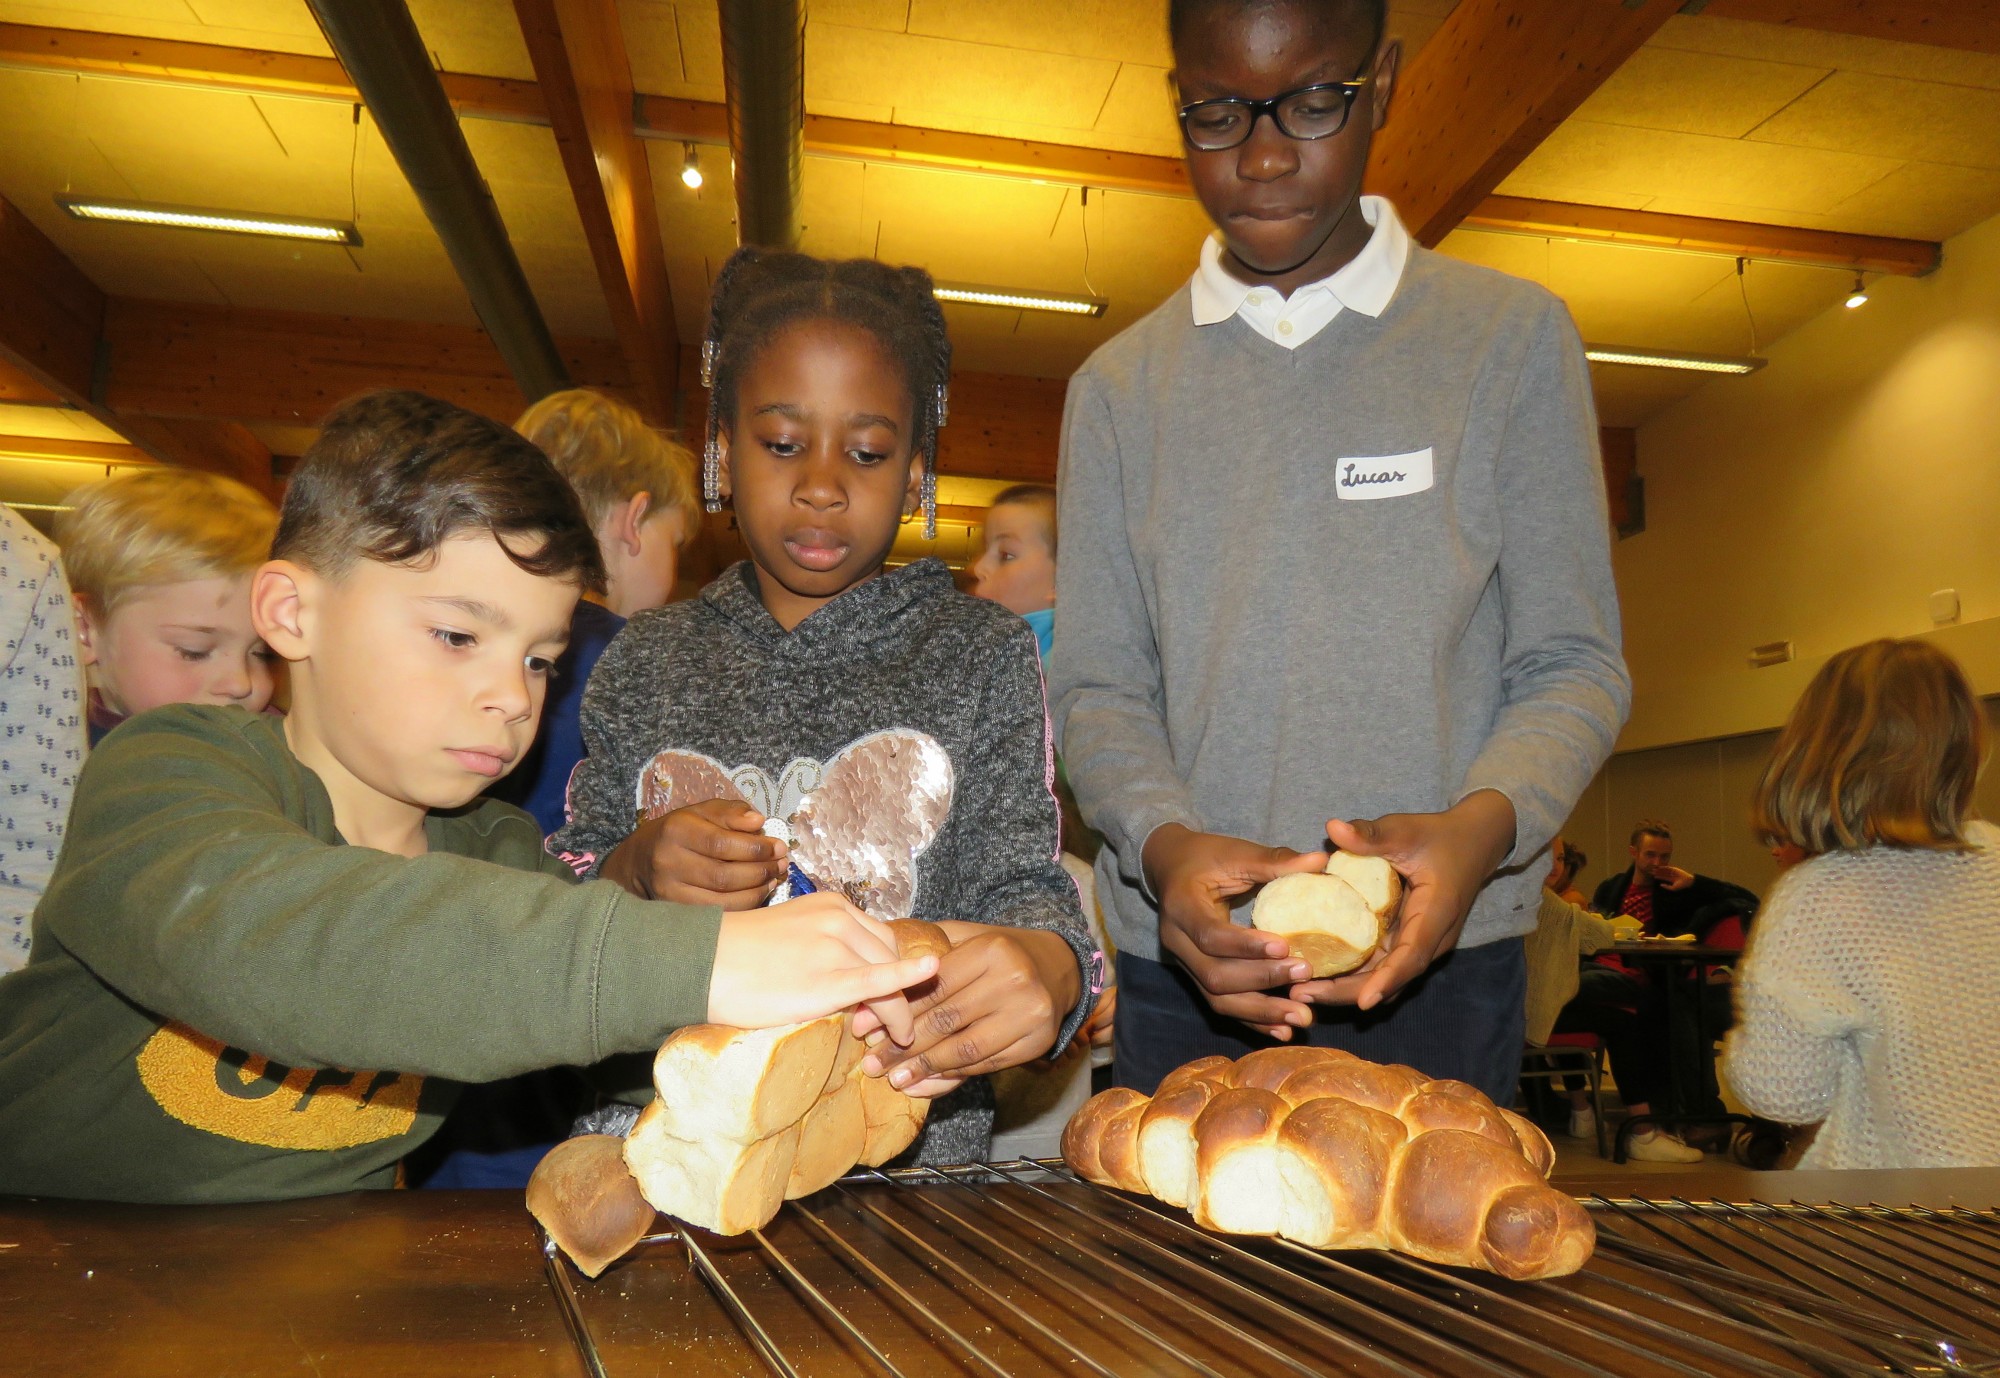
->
xmin=972 ymin=484 xmax=1117 ymax=1158
xmin=56 ymin=469 xmax=278 ymax=743
xmin=501 ymin=389 xmax=700 ymax=834
xmin=1725 ymin=639 xmax=2000 ymax=1170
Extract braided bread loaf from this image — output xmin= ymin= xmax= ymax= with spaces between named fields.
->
xmin=1062 ymin=1048 xmax=1593 ymax=1280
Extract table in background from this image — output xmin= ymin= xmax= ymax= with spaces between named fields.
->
xmin=1606 ymin=939 xmax=1750 ymax=1160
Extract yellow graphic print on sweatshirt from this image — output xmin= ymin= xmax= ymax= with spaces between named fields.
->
xmin=137 ymin=1022 xmax=423 ymax=1150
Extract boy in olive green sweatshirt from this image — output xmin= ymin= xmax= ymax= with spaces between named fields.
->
xmin=0 ymin=390 xmax=937 ymax=1205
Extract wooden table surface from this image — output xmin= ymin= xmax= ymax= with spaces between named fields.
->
xmin=9 ymin=1167 xmax=2000 ymax=1377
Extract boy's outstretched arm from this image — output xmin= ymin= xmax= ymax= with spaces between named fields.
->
xmin=40 ymin=709 xmax=927 ymax=1083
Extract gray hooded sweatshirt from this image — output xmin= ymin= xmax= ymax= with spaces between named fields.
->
xmin=551 ymin=558 xmax=1097 ymax=1164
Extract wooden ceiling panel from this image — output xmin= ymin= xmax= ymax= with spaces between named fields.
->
xmin=1089 ymin=62 xmax=1179 ymax=156
xmin=811 ymin=0 xmax=919 ymax=32
xmin=1572 ymin=44 xmax=1828 ymax=139
xmin=1813 ymin=160 xmax=2000 ymax=241
xmin=907 ymin=0 xmax=1173 ymax=67
xmin=1747 ymin=70 xmax=2000 ymax=169
xmin=405 ymin=0 xmax=538 ymax=81
xmin=0 ymin=0 xmax=329 ymax=55
xmin=1651 ymin=12 xmax=2000 ymax=89
xmin=1501 ymin=120 xmax=1903 ymax=219
xmin=810 ymin=25 xmax=1122 ymax=133
xmin=617 ymin=1 xmax=690 ymax=97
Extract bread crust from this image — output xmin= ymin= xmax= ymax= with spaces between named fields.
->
xmin=1063 ymin=1051 xmax=1595 ymax=1277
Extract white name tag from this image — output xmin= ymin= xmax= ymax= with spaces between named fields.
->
xmin=1335 ymin=448 xmax=1433 ymax=500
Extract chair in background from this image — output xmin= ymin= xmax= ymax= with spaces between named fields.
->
xmin=1520 ymin=1032 xmax=1608 ymax=1159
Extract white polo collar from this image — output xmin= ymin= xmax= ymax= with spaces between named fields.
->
xmin=1190 ymin=195 xmax=1410 ymax=328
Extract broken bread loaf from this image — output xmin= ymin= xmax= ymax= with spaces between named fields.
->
xmin=620 ymin=918 xmax=952 ymax=1236
xmin=1252 ymin=851 xmax=1402 ymax=979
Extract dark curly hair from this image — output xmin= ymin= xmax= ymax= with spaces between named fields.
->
xmin=1168 ymin=0 xmax=1386 ymax=53
xmin=699 ymin=247 xmax=951 ymax=537
xmin=276 ymin=388 xmax=605 ymax=592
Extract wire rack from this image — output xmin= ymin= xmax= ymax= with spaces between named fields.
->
xmin=540 ymin=1159 xmax=2000 ymax=1377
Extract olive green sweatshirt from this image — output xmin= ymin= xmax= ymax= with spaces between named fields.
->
xmin=0 ymin=705 xmax=722 ymax=1204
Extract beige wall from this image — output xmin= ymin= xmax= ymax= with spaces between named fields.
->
xmin=1613 ymin=209 xmax=2000 ymax=753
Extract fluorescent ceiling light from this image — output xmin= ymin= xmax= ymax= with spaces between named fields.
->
xmin=56 ymin=196 xmax=362 ymax=246
xmin=1584 ymin=345 xmax=1764 ymax=375
xmin=933 ymin=283 xmax=1106 ymax=317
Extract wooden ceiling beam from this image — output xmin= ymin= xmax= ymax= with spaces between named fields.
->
xmin=0 ymin=434 xmax=148 ymax=464
xmin=0 ymin=21 xmax=542 ymax=120
xmin=513 ymin=0 xmax=677 ymax=420
xmin=6 ymin=20 xmax=1937 ymax=278
xmin=0 ymin=358 xmax=64 ymax=405
xmin=99 ymin=297 xmax=635 ymax=428
xmin=1464 ymin=194 xmax=1940 ymax=276
xmin=1694 ymin=1 xmax=2000 ymax=55
xmin=1367 ymin=0 xmax=1686 ymax=247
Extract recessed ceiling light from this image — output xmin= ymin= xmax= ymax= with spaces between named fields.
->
xmin=933 ymin=283 xmax=1107 ymax=317
xmin=1584 ymin=345 xmax=1765 ymax=375
xmin=55 ymin=195 xmax=362 ymax=246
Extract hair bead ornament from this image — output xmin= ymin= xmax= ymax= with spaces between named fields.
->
xmin=700 ymin=338 xmax=718 ymax=389
xmin=921 ymin=469 xmax=937 ymax=541
xmin=701 ymin=437 xmax=723 ymax=512
xmin=936 ymin=383 xmax=950 ymax=428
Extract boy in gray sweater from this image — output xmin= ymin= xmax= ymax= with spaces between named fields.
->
xmin=1051 ymin=0 xmax=1630 ymax=1101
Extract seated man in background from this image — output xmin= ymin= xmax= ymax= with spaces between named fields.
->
xmin=1592 ymin=819 xmax=1758 ymax=937
xmin=1590 ymin=819 xmax=1751 ymax=1148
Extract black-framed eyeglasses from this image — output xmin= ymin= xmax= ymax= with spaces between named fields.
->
xmin=1177 ymin=69 xmax=1372 ymax=152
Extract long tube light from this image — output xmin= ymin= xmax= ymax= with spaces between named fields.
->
xmin=56 ymin=195 xmax=362 ymax=246
xmin=933 ymin=283 xmax=1107 ymax=317
xmin=1584 ymin=344 xmax=1765 ymax=375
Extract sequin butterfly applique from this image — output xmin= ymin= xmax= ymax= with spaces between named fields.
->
xmin=636 ymin=729 xmax=954 ymax=917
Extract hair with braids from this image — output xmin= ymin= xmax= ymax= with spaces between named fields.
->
xmin=1167 ymin=0 xmax=1386 ymax=53
xmin=699 ymin=247 xmax=952 ymax=538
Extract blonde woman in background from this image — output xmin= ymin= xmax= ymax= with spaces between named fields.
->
xmin=1725 ymin=639 xmax=1999 ymax=1169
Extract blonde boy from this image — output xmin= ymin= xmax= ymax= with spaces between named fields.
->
xmin=57 ymin=469 xmax=279 ymax=740
xmin=503 ymin=390 xmax=700 ymax=833
xmin=515 ymin=389 xmax=699 ymax=617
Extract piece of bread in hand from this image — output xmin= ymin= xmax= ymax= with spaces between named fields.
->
xmin=1252 ymin=852 xmax=1402 ymax=979
xmin=646 ymin=1016 xmax=847 ymax=1143
xmin=527 ymin=1134 xmax=658 ymax=1277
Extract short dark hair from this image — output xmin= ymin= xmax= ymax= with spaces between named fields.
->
xmin=276 ymin=389 xmax=605 ymax=592
xmin=1168 ymin=0 xmax=1387 ymax=53
xmin=701 ymin=248 xmax=951 ymax=497
xmin=988 ymin=483 xmax=1058 ymax=556
xmin=1629 ymin=820 xmax=1672 ymax=847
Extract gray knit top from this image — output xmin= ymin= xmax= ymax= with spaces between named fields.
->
xmin=550 ymin=558 xmax=1098 ymax=1165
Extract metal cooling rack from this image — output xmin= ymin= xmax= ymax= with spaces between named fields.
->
xmin=541 ymin=1160 xmax=2000 ymax=1377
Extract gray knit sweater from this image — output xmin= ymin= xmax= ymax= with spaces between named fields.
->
xmin=550 ymin=558 xmax=1097 ymax=1164
xmin=1051 ymin=245 xmax=1631 ymax=963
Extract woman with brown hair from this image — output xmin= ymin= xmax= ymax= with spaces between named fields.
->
xmin=1724 ymin=638 xmax=1998 ymax=1169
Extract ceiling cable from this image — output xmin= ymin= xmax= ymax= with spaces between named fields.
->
xmin=1736 ymin=256 xmax=1760 ymax=356
xmin=1079 ymin=186 xmax=1102 ymax=298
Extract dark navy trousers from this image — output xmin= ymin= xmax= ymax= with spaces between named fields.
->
xmin=1112 ymin=937 xmax=1528 ymax=1105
